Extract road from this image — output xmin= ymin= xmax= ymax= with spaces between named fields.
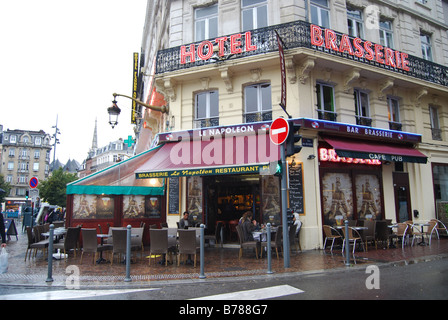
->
xmin=0 ymin=258 xmax=446 ymax=303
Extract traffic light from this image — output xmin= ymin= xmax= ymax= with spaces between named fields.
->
xmin=25 ymin=190 xmax=29 ymax=200
xmin=286 ymin=208 xmax=295 ymax=226
xmin=286 ymin=120 xmax=302 ymax=157
xmin=270 ymin=160 xmax=282 ymax=176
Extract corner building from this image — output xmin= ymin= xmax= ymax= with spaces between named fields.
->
xmin=135 ymin=0 xmax=448 ymax=250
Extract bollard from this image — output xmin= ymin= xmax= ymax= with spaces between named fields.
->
xmin=199 ymin=224 xmax=206 ymax=279
xmin=266 ymin=223 xmax=273 ymax=274
xmin=124 ymin=225 xmax=132 ymax=282
xmin=46 ymin=224 xmax=54 ymax=282
xmin=344 ymin=220 xmax=350 ymax=266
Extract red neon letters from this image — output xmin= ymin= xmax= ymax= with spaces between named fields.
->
xmin=180 ymin=31 xmax=257 ymax=64
xmin=310 ymin=25 xmax=410 ymax=71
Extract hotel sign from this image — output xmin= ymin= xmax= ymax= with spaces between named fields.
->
xmin=180 ymin=31 xmax=257 ymax=65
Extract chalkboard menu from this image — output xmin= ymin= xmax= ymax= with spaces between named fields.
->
xmin=168 ymin=177 xmax=180 ymax=215
xmin=288 ymin=161 xmax=304 ymax=214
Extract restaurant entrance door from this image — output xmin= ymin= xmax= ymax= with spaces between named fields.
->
xmin=203 ymin=174 xmax=261 ymax=242
xmin=393 ymin=172 xmax=412 ymax=223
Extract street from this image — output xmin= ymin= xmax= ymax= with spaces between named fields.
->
xmin=0 ymin=257 xmax=446 ymax=301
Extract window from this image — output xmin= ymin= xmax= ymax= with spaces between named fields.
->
xmin=244 ymin=83 xmax=272 ymax=123
xmin=354 ymin=89 xmax=371 ymax=126
xmin=7 ymin=162 xmax=14 ymax=171
xmin=347 ymin=7 xmax=364 ymax=38
xmin=34 ymin=137 xmax=42 ymax=145
xmin=429 ymin=105 xmax=442 ymax=140
xmin=316 ymin=82 xmax=336 ymax=121
xmin=8 ymin=148 xmax=15 ymax=157
xmin=33 ymin=163 xmax=39 ymax=171
xmin=310 ymin=0 xmax=330 ymax=28
xmin=9 ymin=135 xmax=17 ymax=144
xmin=242 ymin=0 xmax=268 ymax=31
xmin=195 ymin=4 xmax=218 ymax=41
xmin=34 ymin=150 xmax=40 ymax=159
xmin=387 ymin=97 xmax=402 ymax=130
xmin=195 ymin=91 xmax=219 ymax=128
xmin=421 ymin=32 xmax=433 ymax=61
xmin=379 ymin=20 xmax=394 ymax=49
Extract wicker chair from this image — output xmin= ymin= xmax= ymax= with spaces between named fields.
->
xmin=323 ymin=225 xmax=342 ymax=252
xmin=53 ymin=226 xmax=81 ymax=261
xmin=80 ymin=228 xmax=111 ymax=265
xmin=177 ymin=229 xmax=199 ymax=267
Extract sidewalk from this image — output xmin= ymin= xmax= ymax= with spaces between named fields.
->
xmin=1 ymin=222 xmax=447 ymax=288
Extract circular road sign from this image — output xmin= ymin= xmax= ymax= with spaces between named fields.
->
xmin=269 ymin=117 xmax=289 ymax=145
xmin=29 ymin=177 xmax=39 ymax=189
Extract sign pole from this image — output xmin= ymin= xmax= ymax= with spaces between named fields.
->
xmin=280 ymin=143 xmax=290 ymax=268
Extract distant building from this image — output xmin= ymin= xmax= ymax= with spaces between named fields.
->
xmin=50 ymin=159 xmax=81 ymax=174
xmin=0 ymin=125 xmax=52 ymax=203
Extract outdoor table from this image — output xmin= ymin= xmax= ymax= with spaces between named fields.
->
xmin=413 ymin=223 xmax=430 ymax=246
xmin=96 ymin=234 xmax=109 ymax=263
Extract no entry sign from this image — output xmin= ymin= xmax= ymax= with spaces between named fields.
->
xmin=269 ymin=118 xmax=289 ymax=145
xmin=29 ymin=177 xmax=39 ymax=189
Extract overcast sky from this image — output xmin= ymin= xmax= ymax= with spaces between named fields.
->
xmin=0 ymin=0 xmax=148 ymax=165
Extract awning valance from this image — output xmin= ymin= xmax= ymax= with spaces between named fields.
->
xmin=67 ymin=146 xmax=165 ymax=195
xmin=323 ymin=136 xmax=427 ymax=164
xmin=135 ymin=133 xmax=280 ymax=178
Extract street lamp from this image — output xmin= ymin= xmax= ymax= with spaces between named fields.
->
xmin=107 ymin=93 xmax=169 ymax=129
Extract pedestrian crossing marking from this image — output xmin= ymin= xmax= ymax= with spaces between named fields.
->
xmin=190 ymin=285 xmax=304 ymax=300
xmin=1 ymin=288 xmax=159 ymax=300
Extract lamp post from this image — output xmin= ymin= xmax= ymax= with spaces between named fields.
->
xmin=107 ymin=93 xmax=169 ymax=129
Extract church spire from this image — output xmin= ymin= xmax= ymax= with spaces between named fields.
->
xmin=91 ymin=118 xmax=98 ymax=149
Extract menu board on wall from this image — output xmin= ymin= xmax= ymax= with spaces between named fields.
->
xmin=288 ymin=160 xmax=304 ymax=214
xmin=168 ymin=177 xmax=181 ymax=215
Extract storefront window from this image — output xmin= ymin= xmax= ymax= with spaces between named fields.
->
xmin=123 ymin=195 xmax=162 ymax=219
xmin=261 ymin=176 xmax=281 ymax=225
xmin=72 ymin=195 xmax=114 ymax=219
xmin=187 ymin=177 xmax=203 ymax=225
xmin=322 ymin=172 xmax=353 ymax=225
xmin=355 ymin=174 xmax=381 ymax=220
xmin=433 ymin=164 xmax=448 ymax=223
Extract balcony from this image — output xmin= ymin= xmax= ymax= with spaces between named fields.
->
xmin=244 ymin=112 xmax=272 ymax=123
xmin=432 ymin=128 xmax=442 ymax=141
xmin=356 ymin=116 xmax=372 ymax=127
xmin=389 ymin=121 xmax=403 ymax=131
xmin=317 ymin=109 xmax=337 ymax=122
xmin=194 ymin=117 xmax=219 ymax=129
xmin=155 ymin=20 xmax=448 ymax=88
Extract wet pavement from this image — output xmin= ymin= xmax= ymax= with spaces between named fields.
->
xmin=1 ymin=222 xmax=448 ymax=288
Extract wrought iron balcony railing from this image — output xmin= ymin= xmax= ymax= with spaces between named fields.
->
xmin=156 ymin=20 xmax=448 ymax=88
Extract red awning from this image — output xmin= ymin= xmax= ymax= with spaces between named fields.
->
xmin=135 ymin=133 xmax=280 ymax=178
xmin=323 ymin=136 xmax=427 ymax=164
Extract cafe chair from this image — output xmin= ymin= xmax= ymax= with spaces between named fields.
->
xmin=149 ymin=229 xmax=168 ymax=266
xmin=80 ymin=228 xmax=111 ymax=265
xmin=425 ymin=220 xmax=438 ymax=245
xmin=389 ymin=223 xmax=409 ymax=249
xmin=25 ymin=227 xmax=49 ymax=261
xmin=375 ymin=220 xmax=390 ymax=249
xmin=110 ymin=229 xmax=128 ymax=265
xmin=177 ymin=229 xmax=199 ymax=267
xmin=323 ymin=225 xmax=342 ymax=253
xmin=361 ymin=220 xmax=375 ymax=251
xmin=342 ymin=227 xmax=365 ymax=254
xmin=288 ymin=224 xmax=299 ymax=253
xmin=131 ymin=227 xmax=145 ymax=261
xmin=53 ymin=226 xmax=81 ymax=262
xmin=204 ymin=221 xmax=223 ymax=248
xmin=431 ymin=219 xmax=448 ymax=240
xmin=261 ymin=225 xmax=282 ymax=259
xmin=236 ymin=225 xmax=259 ymax=259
